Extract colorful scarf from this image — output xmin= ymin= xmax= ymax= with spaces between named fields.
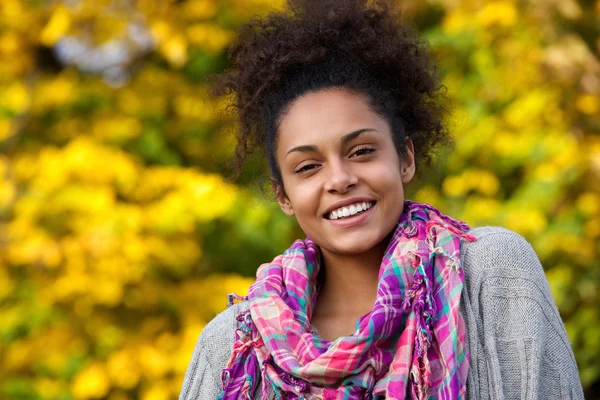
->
xmin=218 ymin=200 xmax=477 ymax=399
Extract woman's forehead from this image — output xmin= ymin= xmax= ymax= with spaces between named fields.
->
xmin=277 ymin=88 xmax=388 ymax=151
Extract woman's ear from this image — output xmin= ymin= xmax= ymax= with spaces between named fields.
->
xmin=401 ymin=138 xmax=416 ymax=184
xmin=272 ymin=178 xmax=295 ymax=216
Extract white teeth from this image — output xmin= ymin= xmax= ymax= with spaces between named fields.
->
xmin=328 ymin=201 xmax=374 ymax=220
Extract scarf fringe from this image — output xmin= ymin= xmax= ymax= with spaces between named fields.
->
xmin=219 ymin=309 xmax=262 ymax=399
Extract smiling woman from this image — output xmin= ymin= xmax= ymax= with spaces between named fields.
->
xmin=275 ymin=88 xmax=412 ymax=340
xmin=178 ymin=0 xmax=584 ymax=399
xmin=276 ymin=89 xmax=410 ymax=258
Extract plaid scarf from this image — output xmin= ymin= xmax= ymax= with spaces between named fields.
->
xmin=218 ymin=200 xmax=476 ymax=399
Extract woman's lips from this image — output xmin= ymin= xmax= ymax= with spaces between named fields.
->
xmin=325 ymin=203 xmax=375 ymax=228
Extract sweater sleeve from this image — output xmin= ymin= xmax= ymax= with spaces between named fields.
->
xmin=178 ymin=302 xmax=246 ymax=400
xmin=462 ymin=227 xmax=584 ymax=400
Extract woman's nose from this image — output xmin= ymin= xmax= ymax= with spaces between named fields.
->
xmin=324 ymin=161 xmax=358 ymax=193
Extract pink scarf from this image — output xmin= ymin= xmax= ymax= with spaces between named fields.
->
xmin=219 ymin=200 xmax=476 ymax=399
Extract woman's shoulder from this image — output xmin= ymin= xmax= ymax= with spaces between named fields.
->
xmin=458 ymin=225 xmax=561 ymax=317
xmin=461 ymin=225 xmax=535 ymax=255
xmin=458 ymin=225 xmax=570 ymax=349
xmin=198 ymin=301 xmax=250 ymax=350
xmin=178 ymin=301 xmax=250 ymax=399
xmin=195 ymin=301 xmax=250 ymax=373
xmin=460 ymin=225 xmax=549 ymax=285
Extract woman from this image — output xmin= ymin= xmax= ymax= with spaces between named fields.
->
xmin=179 ymin=0 xmax=584 ymax=398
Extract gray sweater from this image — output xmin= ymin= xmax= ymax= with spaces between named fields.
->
xmin=179 ymin=226 xmax=584 ymax=399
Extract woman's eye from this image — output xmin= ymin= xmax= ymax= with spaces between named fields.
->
xmin=350 ymin=146 xmax=375 ymax=157
xmin=294 ymin=164 xmax=319 ymax=173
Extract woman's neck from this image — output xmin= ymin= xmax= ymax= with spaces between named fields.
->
xmin=314 ymin=236 xmax=389 ymax=318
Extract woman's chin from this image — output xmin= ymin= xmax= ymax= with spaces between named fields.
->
xmin=324 ymin=235 xmax=386 ymax=256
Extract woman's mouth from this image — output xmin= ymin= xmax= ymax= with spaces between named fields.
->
xmin=325 ymin=201 xmax=376 ymax=220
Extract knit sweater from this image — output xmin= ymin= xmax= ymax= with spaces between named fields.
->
xmin=178 ymin=226 xmax=584 ymax=399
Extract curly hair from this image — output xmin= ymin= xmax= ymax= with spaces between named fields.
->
xmin=213 ymin=0 xmax=453 ymax=188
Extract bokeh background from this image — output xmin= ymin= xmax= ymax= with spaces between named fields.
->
xmin=0 ymin=0 xmax=599 ymax=399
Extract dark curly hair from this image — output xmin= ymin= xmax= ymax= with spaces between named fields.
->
xmin=214 ymin=0 xmax=453 ymax=190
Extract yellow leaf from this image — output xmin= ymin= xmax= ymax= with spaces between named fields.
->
xmin=182 ymin=0 xmax=217 ymax=19
xmin=0 ymin=32 xmax=20 ymax=54
xmin=503 ymin=208 xmax=548 ymax=235
xmin=503 ymin=89 xmax=553 ymax=129
xmin=442 ymin=175 xmax=468 ymax=197
xmin=442 ymin=10 xmax=471 ymax=34
xmin=577 ymin=193 xmax=600 ymax=215
xmin=139 ymin=345 xmax=169 ymax=379
xmin=150 ymin=20 xmax=171 ymax=44
xmin=546 ymin=264 xmax=573 ymax=308
xmin=0 ymin=119 xmax=12 ymax=141
xmin=469 ymin=170 xmax=500 ymax=196
xmin=414 ymin=186 xmax=441 ymax=207
xmin=4 ymin=338 xmax=33 ymax=371
xmin=40 ymin=6 xmax=71 ymax=46
xmin=72 ymin=363 xmax=110 ymax=399
xmin=34 ymin=73 xmax=77 ymax=109
xmin=531 ymin=163 xmax=560 ymax=182
xmin=173 ymin=94 xmax=214 ymax=120
xmin=576 ymin=94 xmax=600 ymax=115
xmin=1 ymin=82 xmax=30 ymax=114
xmin=585 ymin=218 xmax=600 ymax=238
xmin=92 ymin=117 xmax=142 ymax=141
xmin=161 ymin=34 xmax=187 ymax=67
xmin=187 ymin=24 xmax=235 ymax=53
xmin=90 ymin=278 xmax=124 ymax=306
xmin=477 ymin=1 xmax=518 ymax=28
xmin=462 ymin=196 xmax=501 ymax=224
xmin=0 ymin=167 xmax=16 ymax=211
xmin=36 ymin=379 xmax=62 ymax=399
xmin=141 ymin=382 xmax=170 ymax=400
xmin=107 ymin=349 xmax=141 ymax=389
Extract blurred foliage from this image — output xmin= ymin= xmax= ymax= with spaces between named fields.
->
xmin=0 ymin=0 xmax=598 ymax=399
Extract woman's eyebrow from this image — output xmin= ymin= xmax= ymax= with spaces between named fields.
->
xmin=341 ymin=128 xmax=377 ymax=145
xmin=285 ymin=128 xmax=378 ymax=158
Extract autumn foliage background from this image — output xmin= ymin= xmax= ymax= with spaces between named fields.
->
xmin=0 ymin=0 xmax=599 ymax=399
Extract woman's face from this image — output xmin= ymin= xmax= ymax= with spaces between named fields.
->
xmin=275 ymin=87 xmax=415 ymax=256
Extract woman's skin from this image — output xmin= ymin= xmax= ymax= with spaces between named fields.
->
xmin=274 ymin=87 xmax=416 ymax=341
